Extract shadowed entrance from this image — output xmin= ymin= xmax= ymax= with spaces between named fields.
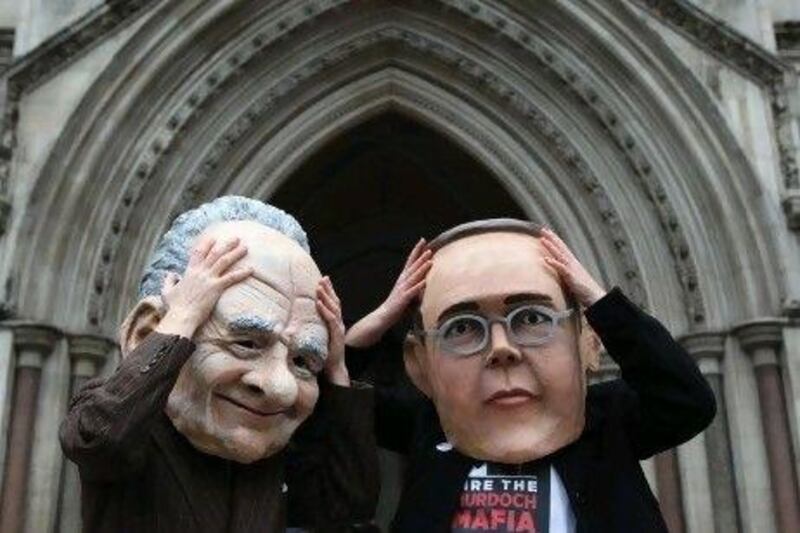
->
xmin=272 ymin=112 xmax=526 ymax=526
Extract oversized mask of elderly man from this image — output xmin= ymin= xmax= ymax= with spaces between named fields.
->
xmin=120 ymin=196 xmax=330 ymax=463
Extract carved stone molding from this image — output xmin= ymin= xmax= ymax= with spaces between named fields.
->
xmin=630 ymin=0 xmax=788 ymax=86
xmin=630 ymin=0 xmax=800 ymax=221
xmin=0 ymin=29 xmax=13 ymax=221
xmin=771 ymin=85 xmax=800 ymax=193
xmin=783 ymin=189 xmax=800 ymax=230
xmin=0 ymin=29 xmax=13 ymax=71
xmin=0 ymin=195 xmax=9 ymax=235
xmin=783 ymin=296 xmax=800 ymax=320
xmin=0 ymin=0 xmax=158 ymax=223
xmin=776 ymin=22 xmax=800 ymax=57
xmin=86 ymin=3 xmax=706 ymax=329
xmin=0 ymin=300 xmax=13 ymax=321
xmin=89 ymin=24 xmax=655 ymax=325
xmin=3 ymin=0 xmax=158 ymax=92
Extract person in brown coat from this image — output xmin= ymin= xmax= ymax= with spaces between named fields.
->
xmin=60 ymin=196 xmax=378 ymax=532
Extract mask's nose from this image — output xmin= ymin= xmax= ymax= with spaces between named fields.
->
xmin=484 ymin=322 xmax=523 ymax=368
xmin=240 ymin=350 xmax=298 ymax=409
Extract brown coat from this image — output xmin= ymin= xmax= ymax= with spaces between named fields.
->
xmin=60 ymin=333 xmax=379 ymax=532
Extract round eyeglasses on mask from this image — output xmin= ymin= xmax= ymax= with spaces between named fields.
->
xmin=416 ymin=305 xmax=575 ymax=356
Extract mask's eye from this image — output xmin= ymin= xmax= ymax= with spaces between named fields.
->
xmin=291 ymin=353 xmax=321 ymax=378
xmin=515 ymin=308 xmax=547 ymax=326
xmin=233 ymin=340 xmax=258 ymax=350
xmin=440 ymin=316 xmax=485 ymax=355
xmin=510 ymin=306 xmax=553 ymax=344
xmin=228 ymin=339 xmax=264 ymax=358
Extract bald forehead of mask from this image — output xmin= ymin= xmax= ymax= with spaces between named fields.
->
xmin=420 ymin=231 xmax=566 ymax=329
xmin=198 ymin=220 xmax=328 ymax=359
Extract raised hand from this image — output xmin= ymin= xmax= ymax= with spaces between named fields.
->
xmin=156 ymin=237 xmax=252 ymax=339
xmin=316 ymin=276 xmax=349 ymax=387
xmin=382 ymin=238 xmax=433 ymax=323
xmin=345 ymin=238 xmax=432 ymax=348
xmin=539 ymin=227 xmax=607 ymax=307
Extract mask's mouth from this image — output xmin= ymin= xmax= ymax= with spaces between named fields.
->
xmin=214 ymin=392 xmax=286 ymax=417
xmin=484 ymin=388 xmax=537 ymax=406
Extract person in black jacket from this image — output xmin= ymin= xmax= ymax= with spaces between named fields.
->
xmin=345 ymin=218 xmax=716 ymax=532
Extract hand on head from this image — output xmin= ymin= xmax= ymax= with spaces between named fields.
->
xmin=382 ymin=238 xmax=433 ymax=322
xmin=156 ymin=237 xmax=253 ymax=339
xmin=316 ymin=276 xmax=350 ymax=386
xmin=539 ymin=228 xmax=606 ymax=307
xmin=344 ymin=238 xmax=432 ymax=348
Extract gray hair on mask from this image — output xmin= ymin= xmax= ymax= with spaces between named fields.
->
xmin=139 ymin=196 xmax=309 ymax=298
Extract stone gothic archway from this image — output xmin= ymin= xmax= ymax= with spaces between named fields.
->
xmin=1 ymin=1 xmax=796 ymax=532
xmin=11 ymin=0 xmax=782 ymax=337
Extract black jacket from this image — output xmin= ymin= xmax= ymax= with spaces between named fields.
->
xmin=349 ymin=287 xmax=716 ymax=532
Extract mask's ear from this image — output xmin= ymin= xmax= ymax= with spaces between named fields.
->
xmin=119 ymin=296 xmax=166 ymax=358
xmin=578 ymin=319 xmax=602 ymax=373
xmin=403 ymin=333 xmax=432 ymax=398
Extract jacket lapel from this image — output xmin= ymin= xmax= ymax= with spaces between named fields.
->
xmin=392 ymin=442 xmax=473 ymax=533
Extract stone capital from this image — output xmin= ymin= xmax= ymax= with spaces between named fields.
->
xmin=68 ymin=334 xmax=116 ymax=377
xmin=680 ymin=331 xmax=726 ymax=359
xmin=732 ymin=319 xmax=785 ymax=361
xmin=9 ymin=322 xmax=60 ymax=352
xmin=680 ymin=331 xmax=726 ymax=375
xmin=0 ymin=196 xmax=10 ymax=236
xmin=4 ymin=322 xmax=61 ymax=368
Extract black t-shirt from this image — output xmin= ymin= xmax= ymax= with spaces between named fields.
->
xmin=451 ymin=461 xmax=551 ymax=533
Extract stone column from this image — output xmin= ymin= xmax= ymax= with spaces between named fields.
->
xmin=654 ymin=448 xmax=685 ymax=533
xmin=783 ymin=323 xmax=800 ymax=491
xmin=67 ymin=334 xmax=113 ymax=393
xmin=57 ymin=334 xmax=115 ymax=533
xmin=0 ymin=326 xmax=15 ymax=490
xmin=734 ymin=319 xmax=800 ymax=533
xmin=680 ymin=332 xmax=740 ymax=533
xmin=0 ymin=323 xmax=59 ymax=533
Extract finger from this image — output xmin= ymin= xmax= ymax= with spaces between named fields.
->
xmin=540 ymin=237 xmax=569 ymax=263
xmin=322 ymin=276 xmax=341 ymax=306
xmin=219 ymin=266 xmax=252 ymax=287
xmin=404 ymin=238 xmax=426 ymax=269
xmin=316 ymin=281 xmax=337 ymax=311
xmin=408 ymin=248 xmax=433 ymax=273
xmin=325 ymin=276 xmax=342 ymax=307
xmin=542 ymin=229 xmax=573 ymax=256
xmin=205 ymin=237 xmax=240 ymax=266
xmin=543 ymin=255 xmax=570 ymax=276
xmin=316 ymin=299 xmax=339 ymax=325
xmin=409 ymin=254 xmax=433 ymax=274
xmin=317 ymin=285 xmax=341 ymax=315
xmin=404 ymin=279 xmax=426 ymax=298
xmin=405 ymin=260 xmax=432 ymax=285
xmin=318 ymin=300 xmax=341 ymax=324
xmin=189 ymin=238 xmax=215 ymax=267
xmin=212 ymin=243 xmax=247 ymax=275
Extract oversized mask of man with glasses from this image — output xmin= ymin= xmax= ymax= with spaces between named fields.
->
xmin=402 ymin=220 xmax=602 ymax=464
